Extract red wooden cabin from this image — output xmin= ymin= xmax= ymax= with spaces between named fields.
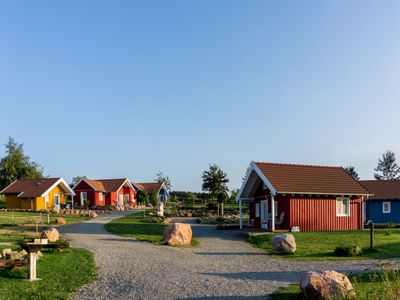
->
xmin=73 ymin=178 xmax=136 ymax=207
xmin=237 ymin=162 xmax=371 ymax=231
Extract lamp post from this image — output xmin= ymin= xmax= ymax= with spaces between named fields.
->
xmin=367 ymin=220 xmax=374 ymax=250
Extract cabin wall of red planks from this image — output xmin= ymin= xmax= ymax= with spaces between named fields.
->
xmin=289 ymin=196 xmax=363 ymax=231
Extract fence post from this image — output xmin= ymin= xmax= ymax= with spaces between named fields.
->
xmin=47 ymin=213 xmax=50 ymax=225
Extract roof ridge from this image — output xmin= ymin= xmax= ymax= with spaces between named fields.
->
xmin=254 ymin=161 xmax=342 ymax=169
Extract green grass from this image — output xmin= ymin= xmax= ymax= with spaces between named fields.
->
xmin=0 ymin=247 xmax=96 ymax=300
xmin=105 ymin=212 xmax=198 ymax=246
xmin=248 ymin=229 xmax=400 ymax=261
xmin=270 ymin=270 xmax=400 ymax=300
xmin=0 ymin=211 xmax=89 ymax=226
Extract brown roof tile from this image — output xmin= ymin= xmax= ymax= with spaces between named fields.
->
xmin=95 ymin=179 xmax=129 ymax=193
xmin=360 ymin=180 xmax=400 ymax=200
xmin=1 ymin=178 xmax=61 ymax=198
xmin=255 ymin=162 xmax=370 ymax=195
xmin=134 ymin=182 xmax=163 ymax=194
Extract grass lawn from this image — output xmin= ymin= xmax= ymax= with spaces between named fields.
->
xmin=105 ymin=212 xmax=198 ymax=246
xmin=0 ymin=211 xmax=89 ymax=226
xmin=270 ymin=270 xmax=400 ymax=300
xmin=0 ymin=247 xmax=96 ymax=300
xmin=248 ymin=229 xmax=400 ymax=261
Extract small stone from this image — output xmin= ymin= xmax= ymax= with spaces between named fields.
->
xmin=90 ymin=212 xmax=98 ymax=218
xmin=55 ymin=217 xmax=66 ymax=225
xmin=2 ymin=248 xmax=12 ymax=259
xmin=41 ymin=227 xmax=60 ymax=242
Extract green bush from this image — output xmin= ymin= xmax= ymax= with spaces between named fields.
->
xmin=205 ymin=202 xmax=218 ymax=211
xmin=334 ymin=244 xmax=362 ymax=257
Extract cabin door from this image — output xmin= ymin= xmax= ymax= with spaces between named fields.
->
xmin=260 ymin=200 xmax=268 ymax=229
xmin=117 ymin=194 xmax=124 ymax=206
xmin=54 ymin=194 xmax=60 ymax=209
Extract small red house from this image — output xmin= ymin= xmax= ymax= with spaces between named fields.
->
xmin=73 ymin=178 xmax=136 ymax=207
xmin=237 ymin=162 xmax=371 ymax=231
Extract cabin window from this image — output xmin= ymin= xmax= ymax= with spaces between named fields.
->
xmin=99 ymin=192 xmax=104 ymax=201
xmin=383 ymin=202 xmax=391 ymax=214
xmin=81 ymin=192 xmax=87 ymax=203
xmin=255 ymin=203 xmax=260 ymax=217
xmin=336 ymin=197 xmax=350 ymax=216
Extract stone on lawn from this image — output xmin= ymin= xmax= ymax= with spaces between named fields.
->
xmin=272 ymin=234 xmax=296 ymax=254
xmin=2 ymin=248 xmax=12 ymax=259
xmin=300 ymin=270 xmax=355 ymax=299
xmin=55 ymin=217 xmax=66 ymax=225
xmin=163 ymin=223 xmax=192 ymax=246
xmin=41 ymin=227 xmax=60 ymax=242
xmin=90 ymin=212 xmax=98 ymax=218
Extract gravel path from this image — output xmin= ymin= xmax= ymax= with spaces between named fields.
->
xmin=59 ymin=212 xmax=379 ymax=300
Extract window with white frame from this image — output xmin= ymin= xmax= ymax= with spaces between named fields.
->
xmin=99 ymin=192 xmax=104 ymax=201
xmin=336 ymin=197 xmax=350 ymax=216
xmin=383 ymin=201 xmax=391 ymax=214
xmin=255 ymin=203 xmax=260 ymax=217
xmin=81 ymin=192 xmax=87 ymax=202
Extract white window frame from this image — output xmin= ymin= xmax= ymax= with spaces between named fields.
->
xmin=383 ymin=201 xmax=391 ymax=214
xmin=99 ymin=192 xmax=104 ymax=201
xmin=255 ymin=203 xmax=260 ymax=217
xmin=54 ymin=194 xmax=60 ymax=208
xmin=336 ymin=197 xmax=350 ymax=217
xmin=81 ymin=192 xmax=87 ymax=205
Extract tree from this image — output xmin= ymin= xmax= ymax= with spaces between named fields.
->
xmin=374 ymin=151 xmax=400 ymax=180
xmin=217 ymin=192 xmax=227 ymax=216
xmin=344 ymin=166 xmax=360 ymax=180
xmin=137 ymin=190 xmax=149 ymax=205
xmin=71 ymin=176 xmax=87 ymax=187
xmin=155 ymin=171 xmax=172 ymax=191
xmin=202 ymin=164 xmax=229 ymax=200
xmin=0 ymin=137 xmax=44 ymax=189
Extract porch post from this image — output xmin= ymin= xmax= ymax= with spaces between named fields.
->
xmin=239 ymin=198 xmax=243 ymax=230
xmin=270 ymin=193 xmax=275 ymax=231
xmin=71 ymin=195 xmax=74 ymax=209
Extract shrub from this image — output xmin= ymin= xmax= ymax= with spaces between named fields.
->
xmin=334 ymin=244 xmax=362 ymax=257
xmin=205 ymin=202 xmax=218 ymax=211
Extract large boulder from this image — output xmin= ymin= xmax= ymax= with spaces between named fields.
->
xmin=272 ymin=234 xmax=296 ymax=254
xmin=163 ymin=223 xmax=192 ymax=246
xmin=41 ymin=227 xmax=60 ymax=242
xmin=55 ymin=217 xmax=66 ymax=225
xmin=1 ymin=248 xmax=12 ymax=259
xmin=300 ymin=271 xmax=355 ymax=299
xmin=90 ymin=212 xmax=98 ymax=218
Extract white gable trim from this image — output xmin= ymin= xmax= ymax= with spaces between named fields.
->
xmin=40 ymin=178 xmax=75 ymax=197
xmin=72 ymin=178 xmax=99 ymax=191
xmin=236 ymin=161 xmax=277 ymax=201
xmin=0 ymin=180 xmax=18 ymax=194
xmin=116 ymin=178 xmax=135 ymax=193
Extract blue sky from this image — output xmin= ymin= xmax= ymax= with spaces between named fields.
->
xmin=0 ymin=1 xmax=399 ymax=192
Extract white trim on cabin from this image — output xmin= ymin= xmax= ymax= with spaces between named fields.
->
xmin=40 ymin=178 xmax=75 ymax=197
xmin=383 ymin=201 xmax=391 ymax=214
xmin=72 ymin=178 xmax=99 ymax=191
xmin=236 ymin=161 xmax=277 ymax=201
xmin=0 ymin=180 xmax=18 ymax=194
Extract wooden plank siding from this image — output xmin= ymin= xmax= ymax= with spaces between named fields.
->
xmin=366 ymin=200 xmax=400 ymax=224
xmin=289 ymin=196 xmax=363 ymax=231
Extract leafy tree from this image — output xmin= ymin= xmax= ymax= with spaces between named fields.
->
xmin=136 ymin=189 xmax=149 ymax=205
xmin=201 ymin=164 xmax=229 ymax=201
xmin=155 ymin=171 xmax=172 ymax=191
xmin=0 ymin=137 xmax=44 ymax=189
xmin=344 ymin=166 xmax=360 ymax=180
xmin=149 ymin=191 xmax=159 ymax=207
xmin=228 ymin=189 xmax=239 ymax=203
xmin=374 ymin=151 xmax=400 ymax=180
xmin=71 ymin=176 xmax=87 ymax=187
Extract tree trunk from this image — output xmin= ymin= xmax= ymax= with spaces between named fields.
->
xmin=221 ymin=202 xmax=224 ymax=216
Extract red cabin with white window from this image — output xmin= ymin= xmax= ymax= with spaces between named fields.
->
xmin=73 ymin=178 xmax=136 ymax=208
xmin=237 ymin=162 xmax=372 ymax=231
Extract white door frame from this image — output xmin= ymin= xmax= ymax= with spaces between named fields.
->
xmin=260 ymin=200 xmax=268 ymax=229
xmin=54 ymin=194 xmax=60 ymax=209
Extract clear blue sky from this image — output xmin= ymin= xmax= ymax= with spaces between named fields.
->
xmin=1 ymin=1 xmax=399 ymax=192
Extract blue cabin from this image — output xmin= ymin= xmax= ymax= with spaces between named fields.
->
xmin=361 ymin=180 xmax=400 ymax=224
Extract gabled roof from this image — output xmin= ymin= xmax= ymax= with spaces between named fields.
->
xmin=238 ymin=162 xmax=371 ymax=199
xmin=360 ymin=180 xmax=400 ymax=200
xmin=133 ymin=182 xmax=166 ymax=194
xmin=1 ymin=178 xmax=75 ymax=198
xmin=74 ymin=178 xmax=133 ymax=193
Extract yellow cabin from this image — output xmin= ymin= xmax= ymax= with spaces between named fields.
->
xmin=0 ymin=178 xmax=75 ymax=211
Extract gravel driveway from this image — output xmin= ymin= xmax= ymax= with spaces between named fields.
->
xmin=59 ymin=212 xmax=379 ymax=300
